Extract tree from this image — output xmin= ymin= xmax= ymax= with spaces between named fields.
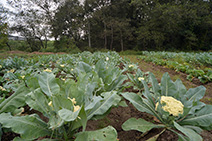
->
xmin=0 ymin=4 xmax=9 ymax=50
xmin=7 ymin=0 xmax=59 ymax=51
xmin=134 ymin=0 xmax=212 ymax=51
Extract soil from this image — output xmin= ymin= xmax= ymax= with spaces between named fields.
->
xmin=86 ymin=101 xmax=179 ymax=141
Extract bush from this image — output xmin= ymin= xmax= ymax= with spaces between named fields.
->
xmin=119 ymin=50 xmax=143 ymax=55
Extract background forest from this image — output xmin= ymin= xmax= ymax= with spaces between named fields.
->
xmin=1 ymin=0 xmax=212 ymax=52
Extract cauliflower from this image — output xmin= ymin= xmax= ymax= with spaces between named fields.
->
xmin=138 ymin=77 xmax=144 ymax=81
xmin=21 ymin=75 xmax=25 ymax=79
xmin=44 ymin=68 xmax=52 ymax=72
xmin=0 ymin=86 xmax=6 ymax=91
xmin=48 ymin=101 xmax=53 ymax=107
xmin=7 ymin=69 xmax=15 ymax=73
xmin=68 ymin=97 xmax=77 ymax=105
xmin=60 ymin=64 xmax=65 ymax=67
xmin=74 ymin=105 xmax=81 ymax=112
xmin=68 ymin=97 xmax=80 ymax=112
xmin=155 ymin=96 xmax=184 ymax=116
xmin=129 ymin=64 xmax=134 ymax=68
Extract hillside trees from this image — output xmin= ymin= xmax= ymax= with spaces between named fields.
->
xmin=134 ymin=0 xmax=212 ymax=51
xmin=0 ymin=4 xmax=8 ymax=50
xmin=51 ymin=0 xmax=83 ymax=51
xmin=82 ymin=0 xmax=134 ymax=51
xmin=3 ymin=0 xmax=212 ymax=51
xmin=7 ymin=0 xmax=59 ymax=51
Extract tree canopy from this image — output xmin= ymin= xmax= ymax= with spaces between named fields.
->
xmin=3 ymin=0 xmax=212 ymax=51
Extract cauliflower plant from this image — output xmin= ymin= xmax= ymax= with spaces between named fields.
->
xmin=155 ymin=96 xmax=184 ymax=116
xmin=128 ymin=64 xmax=134 ymax=68
xmin=68 ymin=97 xmax=80 ymax=112
xmin=0 ymin=86 xmax=6 ymax=91
xmin=44 ymin=68 xmax=52 ymax=72
xmin=138 ymin=77 xmax=144 ymax=81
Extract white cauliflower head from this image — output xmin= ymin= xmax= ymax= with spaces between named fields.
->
xmin=155 ymin=96 xmax=184 ymax=116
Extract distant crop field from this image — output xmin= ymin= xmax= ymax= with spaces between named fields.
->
xmin=138 ymin=51 xmax=212 ymax=83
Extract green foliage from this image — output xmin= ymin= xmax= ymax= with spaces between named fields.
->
xmin=54 ymin=36 xmax=81 ymax=53
xmin=0 ymin=52 xmax=125 ymax=140
xmin=75 ymin=126 xmax=117 ymax=141
xmin=122 ymin=118 xmax=164 ymax=133
xmin=139 ymin=51 xmax=212 ymax=83
xmin=121 ymin=72 xmax=211 ymax=140
xmin=0 ymin=51 xmax=211 ymax=140
xmin=7 ymin=40 xmax=28 ymax=51
xmin=0 ymin=113 xmax=52 ymax=140
xmin=0 ymin=85 xmax=30 ymax=113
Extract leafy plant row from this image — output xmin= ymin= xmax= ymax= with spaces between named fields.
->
xmin=0 ymin=51 xmax=212 ymax=140
xmin=141 ymin=51 xmax=212 ymax=67
xmin=138 ymin=51 xmax=212 ymax=83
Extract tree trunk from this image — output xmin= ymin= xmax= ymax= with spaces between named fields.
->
xmin=88 ymin=22 xmax=91 ymax=47
xmin=6 ymin=42 xmax=11 ymax=51
xmin=120 ymin=30 xmax=124 ymax=51
xmin=104 ymin=22 xmax=107 ymax=49
xmin=110 ymin=26 xmax=113 ymax=50
xmin=44 ymin=34 xmax=48 ymax=49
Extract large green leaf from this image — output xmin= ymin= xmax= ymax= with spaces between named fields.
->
xmin=76 ymin=62 xmax=92 ymax=74
xmin=87 ymin=91 xmax=121 ymax=120
xmin=141 ymin=80 xmax=155 ymax=108
xmin=174 ymin=121 xmax=202 ymax=141
xmin=121 ymin=92 xmax=160 ymax=118
xmin=105 ymin=75 xmax=127 ymax=91
xmin=52 ymin=94 xmax=74 ymax=112
xmin=185 ymin=86 xmax=206 ymax=103
xmin=122 ymin=118 xmax=164 ymax=133
xmin=38 ymin=72 xmax=60 ymax=97
xmin=148 ymin=72 xmax=160 ymax=96
xmin=26 ymin=76 xmax=39 ymax=91
xmin=25 ymin=88 xmax=63 ymax=130
xmin=0 ymin=113 xmax=51 ymax=140
xmin=174 ymin=79 xmax=187 ymax=98
xmin=25 ymin=88 xmax=51 ymax=116
xmin=75 ymin=126 xmax=117 ymax=141
xmin=58 ymin=108 xmax=81 ymax=122
xmin=161 ymin=72 xmax=177 ymax=97
xmin=180 ymin=105 xmax=212 ymax=130
xmin=0 ymin=124 xmax=2 ymax=141
xmin=71 ymin=105 xmax=87 ymax=131
xmin=0 ymin=85 xmax=29 ymax=113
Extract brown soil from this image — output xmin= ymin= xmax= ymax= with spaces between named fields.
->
xmin=86 ymin=101 xmax=179 ymax=141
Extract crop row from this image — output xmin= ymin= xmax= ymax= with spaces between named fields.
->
xmin=0 ymin=52 xmax=212 ymax=140
xmin=138 ymin=51 xmax=212 ymax=83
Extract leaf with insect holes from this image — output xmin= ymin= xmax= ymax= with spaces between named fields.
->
xmin=75 ymin=126 xmax=117 ymax=141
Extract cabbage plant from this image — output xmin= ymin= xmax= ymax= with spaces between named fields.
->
xmin=121 ymin=72 xmax=212 ymax=141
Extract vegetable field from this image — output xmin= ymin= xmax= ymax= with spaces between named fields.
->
xmin=138 ymin=51 xmax=212 ymax=83
xmin=0 ymin=51 xmax=212 ymax=140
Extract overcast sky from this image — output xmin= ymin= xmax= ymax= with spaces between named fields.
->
xmin=0 ymin=0 xmax=85 ymax=8
xmin=0 ymin=0 xmax=10 ymax=9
